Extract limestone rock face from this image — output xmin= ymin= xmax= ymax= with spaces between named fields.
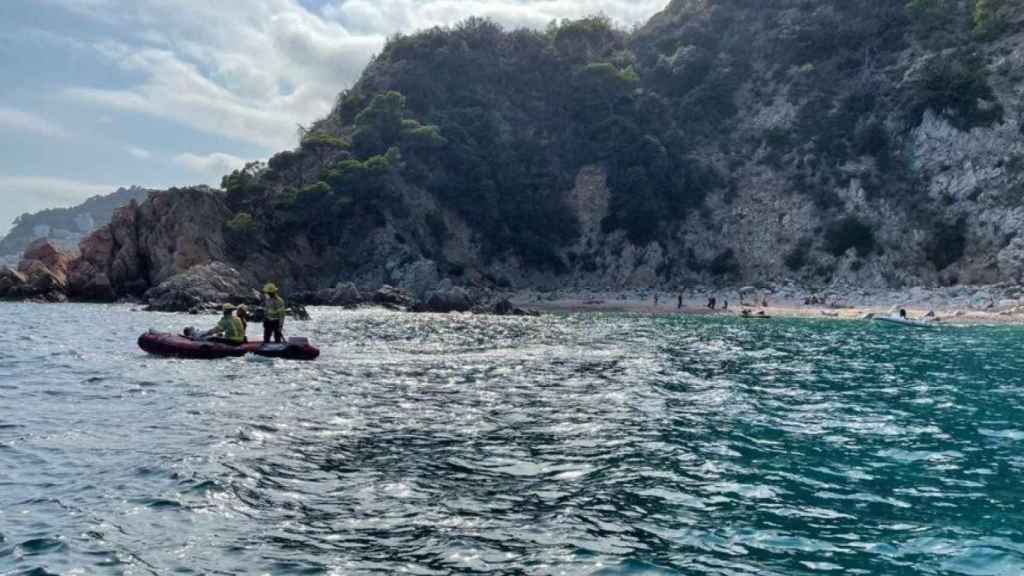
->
xmin=144 ymin=262 xmax=247 ymax=312
xmin=69 ymin=187 xmax=230 ymax=299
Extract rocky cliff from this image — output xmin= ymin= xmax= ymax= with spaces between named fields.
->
xmin=67 ymin=187 xmax=231 ymax=300
xmin=213 ymin=0 xmax=1024 ymax=294
xmin=17 ymin=0 xmax=1024 ymax=306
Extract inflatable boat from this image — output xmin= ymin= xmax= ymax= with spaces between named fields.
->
xmin=138 ymin=332 xmax=320 ymax=361
xmin=873 ymin=316 xmax=934 ymax=329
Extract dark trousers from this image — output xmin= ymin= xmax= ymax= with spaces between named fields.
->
xmin=263 ymin=320 xmax=284 ymax=344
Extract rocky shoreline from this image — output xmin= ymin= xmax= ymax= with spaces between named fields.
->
xmin=3 ymin=231 xmax=1023 ymax=326
xmin=0 ymin=238 xmax=537 ymax=317
xmin=4 ymin=244 xmax=1024 ymax=327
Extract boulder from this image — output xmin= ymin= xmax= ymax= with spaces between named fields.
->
xmin=396 ymin=259 xmax=440 ymax=300
xmin=72 ymin=268 xmax=116 ymax=302
xmin=419 ymin=286 xmax=474 ymax=313
xmin=305 ymin=282 xmax=364 ymax=307
xmin=493 ymin=298 xmax=514 ymax=316
xmin=20 ymin=239 xmax=73 ymax=283
xmin=488 ymin=298 xmax=538 ymax=316
xmin=0 ymin=240 xmax=76 ymax=301
xmin=968 ymin=291 xmax=994 ymax=310
xmin=373 ymin=285 xmax=415 ymax=309
xmin=333 ymin=282 xmax=363 ymax=305
xmin=0 ymin=268 xmax=28 ymax=299
xmin=144 ymin=262 xmax=247 ymax=312
xmin=20 ymin=260 xmax=67 ymax=299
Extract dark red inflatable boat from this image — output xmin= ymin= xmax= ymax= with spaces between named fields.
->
xmin=138 ymin=332 xmax=320 ymax=361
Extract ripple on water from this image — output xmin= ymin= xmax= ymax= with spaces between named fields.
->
xmin=2 ymin=306 xmax=1024 ymax=574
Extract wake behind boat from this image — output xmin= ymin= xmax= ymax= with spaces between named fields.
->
xmin=139 ymin=331 xmax=320 ymax=361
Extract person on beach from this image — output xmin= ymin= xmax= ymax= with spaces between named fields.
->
xmin=899 ymin=308 xmax=908 ymax=319
xmin=206 ymin=304 xmax=245 ymax=346
xmin=723 ymin=300 xmax=729 ymax=311
xmin=678 ymin=293 xmax=683 ymax=310
xmin=262 ymin=283 xmax=287 ymax=344
xmin=708 ymin=297 xmax=717 ymax=310
xmin=654 ymin=292 xmax=659 ymax=307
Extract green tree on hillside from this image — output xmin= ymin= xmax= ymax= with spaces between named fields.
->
xmin=300 ymin=132 xmax=350 ymax=171
xmin=973 ymin=0 xmax=1008 ymax=39
xmin=574 ymin=62 xmax=639 ymax=118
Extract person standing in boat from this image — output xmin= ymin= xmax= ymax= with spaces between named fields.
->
xmin=206 ymin=304 xmax=246 ymax=346
xmin=262 ymin=283 xmax=287 ymax=344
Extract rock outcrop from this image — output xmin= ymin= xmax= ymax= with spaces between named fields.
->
xmin=417 ymin=286 xmax=475 ymax=313
xmin=68 ymin=187 xmax=230 ymax=300
xmin=0 ymin=268 xmax=28 ymax=300
xmin=144 ymin=262 xmax=250 ymax=312
xmin=294 ymin=282 xmax=365 ymax=307
xmin=488 ymin=298 xmax=538 ymax=317
xmin=373 ymin=285 xmax=415 ymax=310
xmin=0 ymin=240 xmax=74 ymax=302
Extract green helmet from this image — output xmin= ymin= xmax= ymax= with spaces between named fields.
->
xmin=223 ymin=303 xmax=237 ymax=312
xmin=263 ymin=283 xmax=278 ymax=294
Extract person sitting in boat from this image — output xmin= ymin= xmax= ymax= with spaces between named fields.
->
xmin=206 ymin=304 xmax=246 ymax=346
xmin=236 ymin=304 xmax=251 ymax=340
xmin=262 ymin=283 xmax=287 ymax=344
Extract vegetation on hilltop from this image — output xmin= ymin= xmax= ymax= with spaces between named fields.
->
xmin=220 ymin=0 xmax=1020 ymax=285
xmin=0 ymin=187 xmax=152 ymax=257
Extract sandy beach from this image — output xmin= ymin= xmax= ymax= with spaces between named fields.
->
xmin=509 ymin=287 xmax=1024 ymax=326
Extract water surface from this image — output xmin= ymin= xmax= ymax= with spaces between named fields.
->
xmin=1 ymin=304 xmax=1023 ymax=575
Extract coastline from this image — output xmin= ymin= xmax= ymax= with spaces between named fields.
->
xmin=4 ymin=284 xmax=1024 ymax=326
xmin=509 ymin=288 xmax=1024 ymax=326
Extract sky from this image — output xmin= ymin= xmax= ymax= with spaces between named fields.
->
xmin=0 ymin=0 xmax=666 ymax=233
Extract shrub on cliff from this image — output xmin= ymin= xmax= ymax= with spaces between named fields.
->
xmin=902 ymin=51 xmax=1004 ymax=131
xmin=926 ymin=216 xmax=968 ymax=270
xmin=825 ymin=217 xmax=876 ymax=257
xmin=222 ymin=162 xmax=268 ymax=214
xmin=785 ymin=239 xmax=813 ymax=272
xmin=224 ymin=212 xmax=258 ymax=257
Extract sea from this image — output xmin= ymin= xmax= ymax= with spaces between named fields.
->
xmin=1 ymin=303 xmax=1023 ymax=575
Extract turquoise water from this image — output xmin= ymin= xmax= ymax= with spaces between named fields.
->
xmin=1 ymin=303 xmax=1023 ymax=575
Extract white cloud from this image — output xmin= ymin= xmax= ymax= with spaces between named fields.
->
xmin=322 ymin=0 xmax=666 ymax=32
xmin=174 ymin=152 xmax=248 ymax=180
xmin=60 ymin=1 xmax=383 ymax=151
xmin=55 ymin=0 xmax=663 ymax=153
xmin=0 ymin=107 xmax=70 ymax=140
xmin=0 ymin=176 xmax=116 ymax=233
xmin=126 ymin=146 xmax=152 ymax=160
